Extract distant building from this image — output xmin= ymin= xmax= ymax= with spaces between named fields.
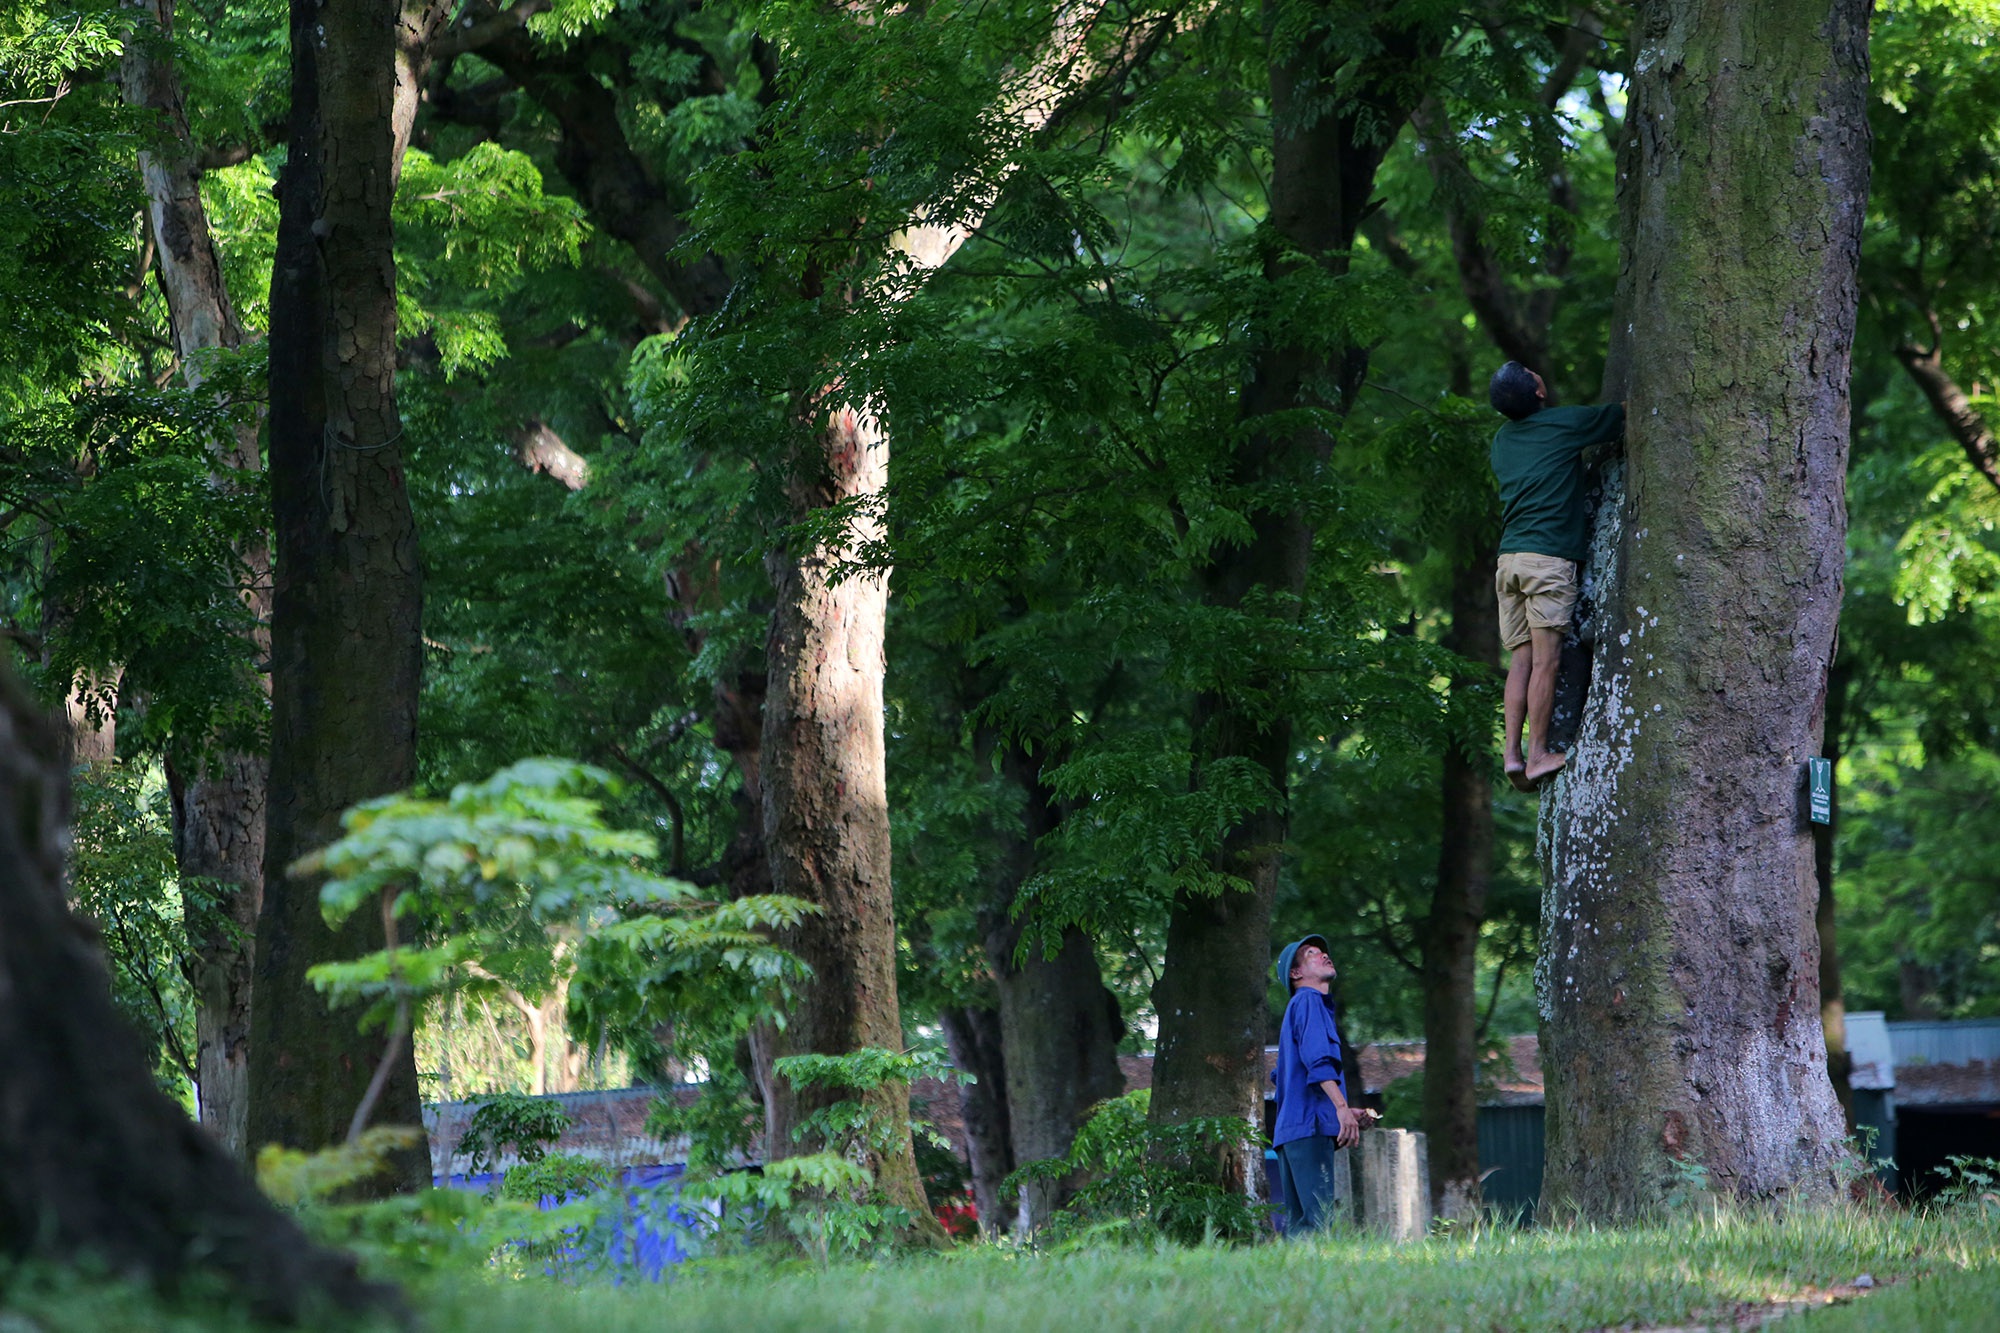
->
xmin=1845 ymin=1012 xmax=2000 ymax=1198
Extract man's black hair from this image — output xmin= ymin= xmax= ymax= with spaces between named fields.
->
xmin=1489 ymin=362 xmax=1543 ymax=420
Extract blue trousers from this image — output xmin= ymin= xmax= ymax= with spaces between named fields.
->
xmin=1276 ymin=1135 xmax=1341 ymax=1234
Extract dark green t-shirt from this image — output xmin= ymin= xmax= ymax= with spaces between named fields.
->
xmin=1489 ymin=403 xmax=1626 ymax=562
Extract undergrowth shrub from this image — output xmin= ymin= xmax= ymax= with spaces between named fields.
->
xmin=1007 ymin=1090 xmax=1267 ymax=1247
xmin=458 ymin=1091 xmax=572 ymax=1177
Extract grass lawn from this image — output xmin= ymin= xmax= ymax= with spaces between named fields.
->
xmin=6 ymin=1206 xmax=1995 ymax=1330
xmin=423 ymin=1206 xmax=2000 ymax=1333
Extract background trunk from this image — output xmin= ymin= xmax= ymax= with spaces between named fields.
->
xmin=61 ymin=666 xmax=122 ymax=764
xmin=0 ymin=667 xmax=397 ymax=1323
xmin=121 ymin=0 xmax=270 ymax=1160
xmin=248 ymin=0 xmax=427 ymax=1190
xmin=760 ymin=405 xmax=937 ymax=1234
xmin=1149 ymin=2 xmax=1428 ymax=1168
xmin=1421 ymin=534 xmax=1500 ymax=1218
xmin=1535 ymin=0 xmax=1869 ymax=1217
xmin=986 ymin=747 xmax=1125 ymax=1230
xmin=938 ymin=1004 xmax=1013 ymax=1232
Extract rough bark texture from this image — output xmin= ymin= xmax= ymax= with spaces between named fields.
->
xmin=121 ymin=0 xmax=271 ymax=1160
xmin=760 ymin=404 xmax=936 ymax=1230
xmin=1421 ymin=534 xmax=1500 ymax=1218
xmin=1535 ymin=0 xmax=1869 ymax=1217
xmin=0 ymin=667 xmax=401 ymax=1323
xmin=249 ymin=0 xmax=428 ymax=1190
xmin=1148 ymin=3 xmax=1431 ymax=1174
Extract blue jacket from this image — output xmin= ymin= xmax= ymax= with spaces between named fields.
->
xmin=1272 ymin=987 xmax=1349 ymax=1148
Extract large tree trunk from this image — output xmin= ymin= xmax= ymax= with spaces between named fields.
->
xmin=120 ymin=0 xmax=270 ymax=1161
xmin=0 ymin=667 xmax=399 ymax=1323
xmin=1148 ymin=2 xmax=1430 ymax=1172
xmin=760 ymin=404 xmax=937 ymax=1233
xmin=248 ymin=0 xmax=428 ymax=1190
xmin=1535 ymin=0 xmax=1869 ymax=1218
xmin=1421 ymin=533 xmax=1501 ymax=1219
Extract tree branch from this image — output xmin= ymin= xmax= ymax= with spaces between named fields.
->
xmin=433 ymin=0 xmax=550 ymax=61
xmin=1894 ymin=316 xmax=2000 ymax=497
xmin=606 ymin=742 xmax=686 ymax=875
xmin=472 ymin=15 xmax=733 ymax=319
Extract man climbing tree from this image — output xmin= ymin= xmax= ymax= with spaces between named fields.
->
xmin=1485 ymin=361 xmax=1624 ymax=790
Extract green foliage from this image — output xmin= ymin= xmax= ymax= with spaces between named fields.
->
xmin=68 ymin=762 xmax=200 ymax=1101
xmin=395 ymin=143 xmax=589 ymax=377
xmin=255 ymin=1125 xmax=429 ymax=1209
xmin=680 ymin=1153 xmax=908 ymax=1267
xmin=657 ymin=1049 xmax=958 ymax=1263
xmin=775 ymin=1046 xmax=963 ymax=1165
xmin=0 ymin=365 xmax=269 ymax=752
xmin=0 ymin=0 xmax=140 ymax=409
xmin=303 ymin=758 xmax=813 ymax=1052
xmin=458 ymin=1091 xmax=574 ymax=1176
xmin=499 ymin=1151 xmax=612 ymax=1205
xmin=1007 ymin=1091 xmax=1268 ymax=1247
xmin=1930 ymin=1156 xmax=2000 ymax=1217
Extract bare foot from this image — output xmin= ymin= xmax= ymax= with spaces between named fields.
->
xmin=1525 ymin=750 xmax=1569 ymax=787
xmin=1505 ymin=764 xmax=1534 ymax=794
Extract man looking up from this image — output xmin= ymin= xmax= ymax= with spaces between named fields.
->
xmin=1487 ymin=362 xmax=1625 ymax=789
xmin=1270 ymin=934 xmax=1371 ymax=1234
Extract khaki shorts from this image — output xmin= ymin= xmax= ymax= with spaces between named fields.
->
xmin=1495 ymin=553 xmax=1580 ymax=651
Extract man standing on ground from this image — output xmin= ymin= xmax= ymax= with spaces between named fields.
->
xmin=1487 ymin=362 xmax=1625 ymax=790
xmin=1271 ymin=934 xmax=1372 ymax=1233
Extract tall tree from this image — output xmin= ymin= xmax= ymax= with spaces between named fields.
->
xmin=1148 ymin=0 xmax=1438 ymax=1176
xmin=248 ymin=0 xmax=443 ymax=1186
xmin=688 ymin=0 xmax=1162 ymax=1225
xmin=119 ymin=0 xmax=271 ymax=1159
xmin=1536 ymin=0 xmax=1870 ymax=1215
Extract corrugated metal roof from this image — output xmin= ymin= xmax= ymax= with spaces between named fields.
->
xmin=1886 ymin=1018 xmax=2000 ymax=1068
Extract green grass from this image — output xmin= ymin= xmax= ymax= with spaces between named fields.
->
xmin=4 ymin=1207 xmax=1995 ymax=1331
xmin=420 ymin=1207 xmax=2000 ymax=1333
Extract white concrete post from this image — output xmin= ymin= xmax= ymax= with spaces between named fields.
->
xmin=1359 ymin=1129 xmax=1431 ymax=1241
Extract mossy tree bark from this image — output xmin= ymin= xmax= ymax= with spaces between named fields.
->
xmin=1536 ymin=0 xmax=1870 ymax=1217
xmin=0 ymin=667 xmax=400 ymax=1323
xmin=1148 ymin=1 xmax=1436 ymax=1175
xmin=248 ymin=0 xmax=430 ymax=1190
xmin=120 ymin=0 xmax=271 ymax=1161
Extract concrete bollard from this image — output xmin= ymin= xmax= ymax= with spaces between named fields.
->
xmin=1358 ymin=1129 xmax=1431 ymax=1241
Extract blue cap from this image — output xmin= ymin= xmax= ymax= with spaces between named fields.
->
xmin=1274 ymin=934 xmax=1330 ymax=993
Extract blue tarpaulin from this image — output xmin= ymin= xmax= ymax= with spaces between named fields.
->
xmin=437 ymin=1163 xmax=706 ymax=1280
